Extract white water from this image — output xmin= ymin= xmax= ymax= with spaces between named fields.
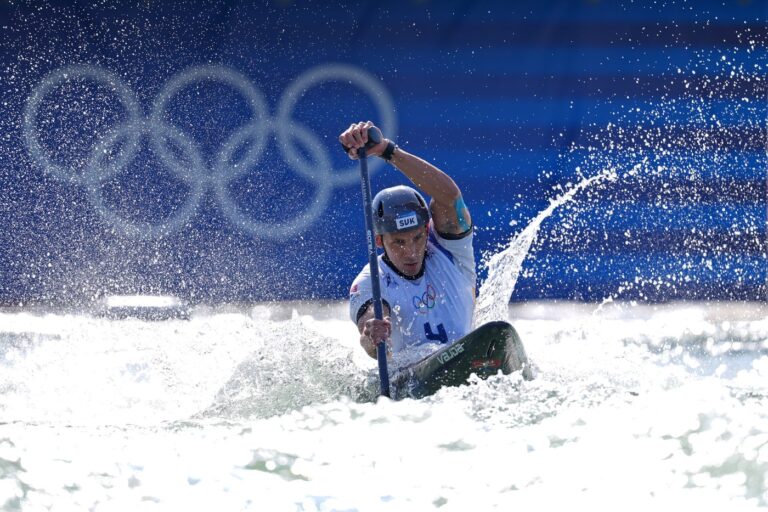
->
xmin=1 ymin=304 xmax=767 ymax=509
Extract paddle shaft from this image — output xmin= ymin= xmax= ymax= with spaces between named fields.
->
xmin=357 ymin=138 xmax=391 ymax=398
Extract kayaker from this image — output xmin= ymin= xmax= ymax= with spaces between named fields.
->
xmin=340 ymin=121 xmax=476 ymax=360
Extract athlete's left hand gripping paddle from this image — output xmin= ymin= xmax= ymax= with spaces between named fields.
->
xmin=354 ymin=126 xmax=390 ymax=398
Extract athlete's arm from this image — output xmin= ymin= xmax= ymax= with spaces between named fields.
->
xmin=356 ymin=303 xmax=392 ymax=359
xmin=388 ymin=147 xmax=472 ymax=237
xmin=339 ymin=121 xmax=472 ymax=237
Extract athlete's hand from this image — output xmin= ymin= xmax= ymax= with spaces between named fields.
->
xmin=361 ymin=316 xmax=392 ymax=357
xmin=362 ymin=316 xmax=391 ymax=345
xmin=339 ymin=120 xmax=388 ymax=160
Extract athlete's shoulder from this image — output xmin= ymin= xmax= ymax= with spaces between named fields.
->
xmin=348 ymin=266 xmax=373 ymax=323
xmin=353 ymin=259 xmax=377 ymax=279
xmin=426 ymin=226 xmax=469 ymax=262
xmin=425 ymin=223 xmax=476 ymax=281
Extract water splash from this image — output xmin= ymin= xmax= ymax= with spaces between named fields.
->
xmin=474 ymin=168 xmax=618 ymax=327
xmin=0 ymin=307 xmax=370 ymax=425
xmin=540 ymin=37 xmax=767 ymax=303
xmin=201 ymin=314 xmax=374 ymax=419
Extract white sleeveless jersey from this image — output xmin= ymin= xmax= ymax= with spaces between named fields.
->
xmin=349 ymin=225 xmax=476 ymax=354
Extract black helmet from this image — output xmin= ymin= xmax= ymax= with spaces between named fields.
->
xmin=372 ymin=185 xmax=430 ymax=235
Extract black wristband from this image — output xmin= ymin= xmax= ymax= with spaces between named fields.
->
xmin=380 ymin=140 xmax=397 ymax=161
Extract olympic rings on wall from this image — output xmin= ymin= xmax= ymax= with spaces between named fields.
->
xmin=23 ymin=63 xmax=397 ymax=240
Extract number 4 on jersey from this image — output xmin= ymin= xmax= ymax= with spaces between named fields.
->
xmin=424 ymin=322 xmax=448 ymax=344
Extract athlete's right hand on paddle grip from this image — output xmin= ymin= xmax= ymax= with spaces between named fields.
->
xmin=339 ymin=121 xmax=385 ymax=158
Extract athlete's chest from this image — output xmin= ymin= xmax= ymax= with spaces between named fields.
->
xmin=379 ymin=266 xmax=452 ymax=316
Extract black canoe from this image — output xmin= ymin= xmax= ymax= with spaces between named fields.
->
xmin=391 ymin=321 xmax=533 ymax=400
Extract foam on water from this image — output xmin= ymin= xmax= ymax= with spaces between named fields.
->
xmin=1 ymin=300 xmax=767 ymax=510
xmin=0 ymin=307 xmax=372 ymax=426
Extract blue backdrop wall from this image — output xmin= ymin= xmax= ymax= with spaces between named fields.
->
xmin=0 ymin=0 xmax=765 ymax=306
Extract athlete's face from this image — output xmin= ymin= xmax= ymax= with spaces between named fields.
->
xmin=377 ymin=226 xmax=429 ymax=277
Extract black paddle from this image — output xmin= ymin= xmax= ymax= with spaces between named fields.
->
xmin=352 ymin=126 xmax=391 ymax=398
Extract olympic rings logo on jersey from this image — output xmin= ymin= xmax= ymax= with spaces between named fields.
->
xmin=23 ymin=63 xmax=397 ymax=240
xmin=412 ymin=283 xmax=438 ymax=313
